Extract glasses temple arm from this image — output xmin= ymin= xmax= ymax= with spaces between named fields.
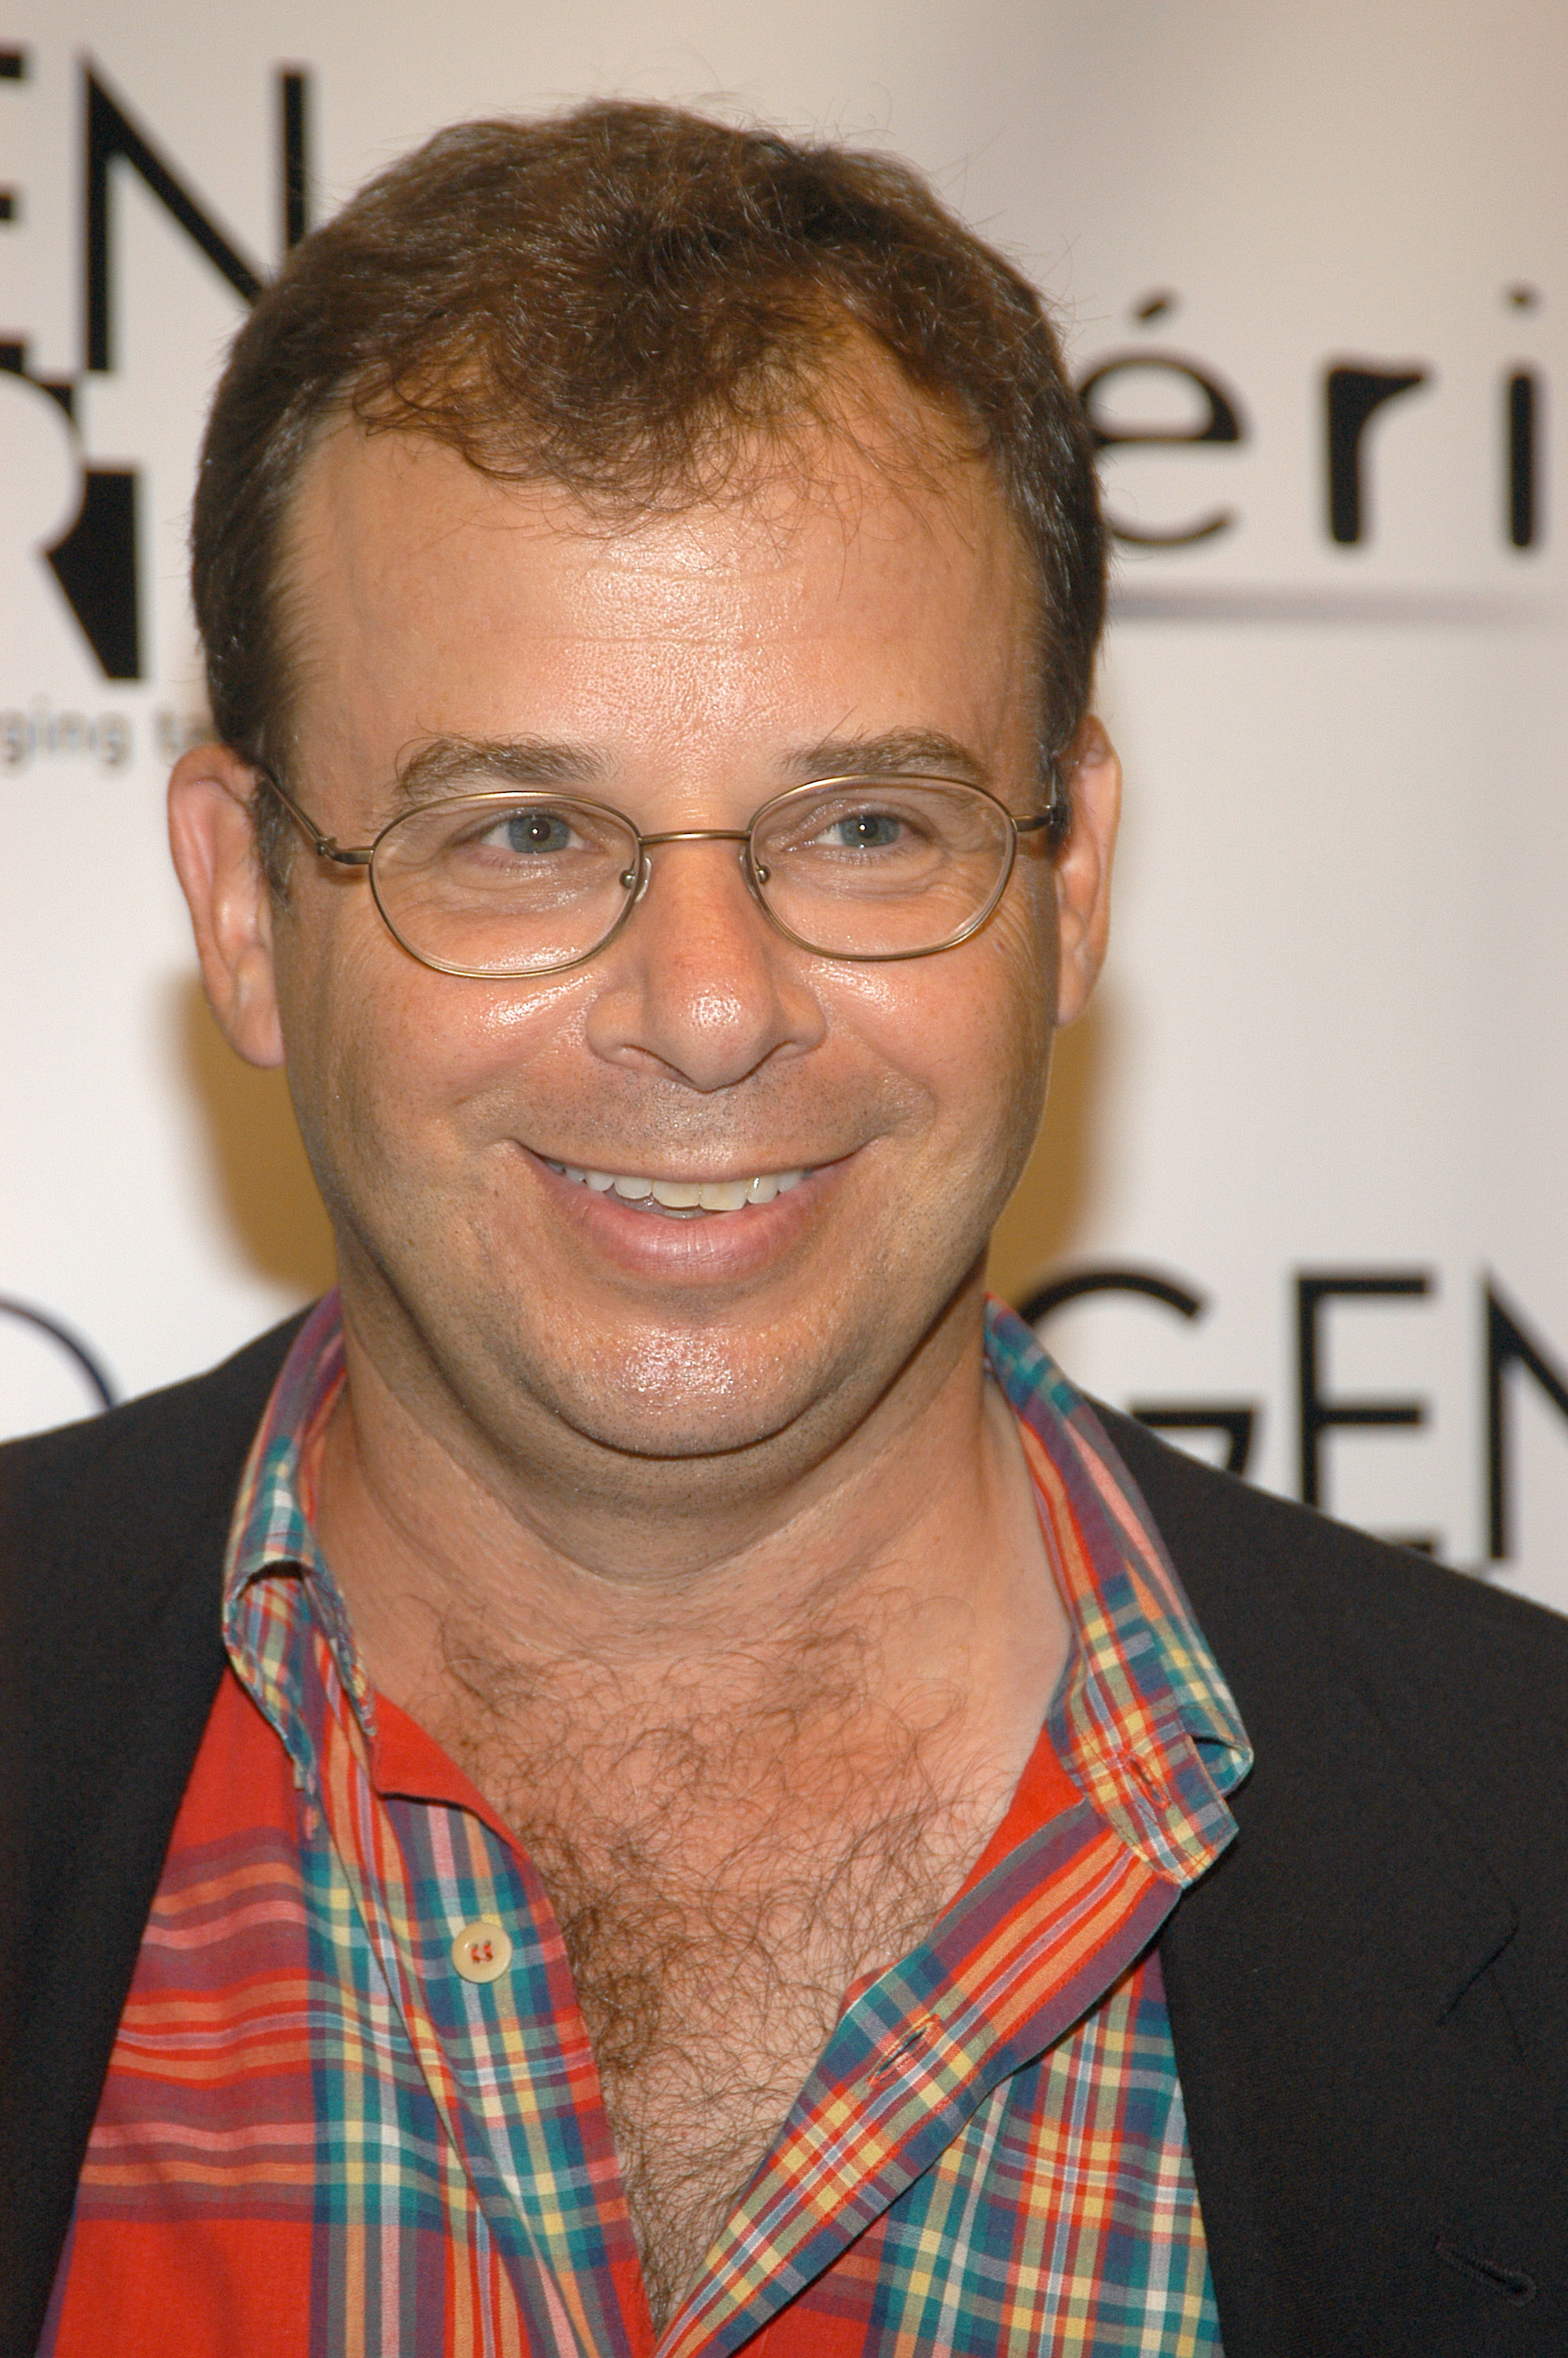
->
xmin=1019 ymin=763 xmax=1074 ymax=846
xmin=258 ymin=771 xmax=376 ymax=866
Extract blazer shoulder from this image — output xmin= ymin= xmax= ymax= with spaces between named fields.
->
xmin=0 ymin=1311 xmax=310 ymax=1792
xmin=2 ymin=1307 xmax=307 ymax=1490
xmin=1097 ymin=1399 xmax=1568 ymax=1882
xmin=1102 ymin=1412 xmax=1568 ymax=2349
xmin=1 ymin=1311 xmax=307 ymax=1573
xmin=1099 ymin=1396 xmax=1568 ymax=1671
xmin=0 ymin=1309 xmax=309 ymax=2011
xmin=0 ymin=1313 xmax=309 ymax=2358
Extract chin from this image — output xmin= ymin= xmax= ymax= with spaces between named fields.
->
xmin=555 ymin=1331 xmax=820 ymax=1461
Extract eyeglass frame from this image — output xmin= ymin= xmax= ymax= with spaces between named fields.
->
xmin=255 ymin=767 xmax=1070 ymax=980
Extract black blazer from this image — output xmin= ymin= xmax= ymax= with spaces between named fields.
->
xmin=5 ymin=1318 xmax=1567 ymax=2356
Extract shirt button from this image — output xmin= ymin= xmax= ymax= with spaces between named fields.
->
xmin=451 ymin=1919 xmax=513 ymax=1984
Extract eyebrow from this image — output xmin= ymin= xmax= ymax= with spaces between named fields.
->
xmin=390 ymin=736 xmax=612 ymax=806
xmin=785 ymin=729 xmax=990 ymax=784
xmin=385 ymin=724 xmax=992 ymax=810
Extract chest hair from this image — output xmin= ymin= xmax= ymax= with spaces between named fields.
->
xmin=427 ymin=1639 xmax=999 ymax=2334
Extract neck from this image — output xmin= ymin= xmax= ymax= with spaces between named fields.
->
xmin=313 ymin=1276 xmax=1069 ymax=1796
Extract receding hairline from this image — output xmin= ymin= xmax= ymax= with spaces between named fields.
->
xmin=261 ymin=343 xmax=1053 ymax=807
xmin=195 ymin=101 xmax=1105 ymax=894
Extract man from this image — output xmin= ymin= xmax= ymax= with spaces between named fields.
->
xmin=4 ymin=99 xmax=1566 ymax=2358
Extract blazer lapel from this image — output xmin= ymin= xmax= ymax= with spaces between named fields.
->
xmin=1102 ymin=1408 xmax=1525 ymax=2357
xmin=1160 ymin=1610 xmax=1516 ymax=2356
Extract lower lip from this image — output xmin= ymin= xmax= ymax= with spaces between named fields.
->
xmin=520 ymin=1150 xmax=843 ymax=1280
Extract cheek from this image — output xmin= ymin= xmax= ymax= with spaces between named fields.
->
xmin=832 ymin=912 xmax=1055 ymax=1165
xmin=277 ymin=909 xmax=591 ymax=1176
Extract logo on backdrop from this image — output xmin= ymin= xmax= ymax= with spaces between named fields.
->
xmin=1022 ymin=1262 xmax=1568 ymax=1575
xmin=1080 ymin=282 xmax=1547 ymax=561
xmin=0 ymin=47 xmax=309 ymax=685
xmin=0 ymin=52 xmax=1549 ymax=688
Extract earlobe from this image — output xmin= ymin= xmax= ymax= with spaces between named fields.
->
xmin=167 ymin=745 xmax=288 ymax=1070
xmin=1052 ymin=718 xmax=1122 ymax=1028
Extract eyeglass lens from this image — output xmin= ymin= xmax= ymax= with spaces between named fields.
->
xmin=368 ymin=781 xmax=1019 ymax=976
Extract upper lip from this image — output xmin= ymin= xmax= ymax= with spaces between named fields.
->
xmin=531 ymin=1149 xmax=832 ymax=1182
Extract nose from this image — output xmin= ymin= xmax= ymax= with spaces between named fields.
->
xmin=582 ymin=836 xmax=825 ymax=1092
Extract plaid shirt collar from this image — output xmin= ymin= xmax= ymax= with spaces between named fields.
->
xmin=225 ymin=1290 xmax=1250 ymax=1842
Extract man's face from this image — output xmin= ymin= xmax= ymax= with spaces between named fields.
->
xmin=189 ymin=400 xmax=1115 ymax=1477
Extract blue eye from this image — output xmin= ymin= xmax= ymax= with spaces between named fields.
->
xmin=822 ymin=812 xmax=903 ymax=850
xmin=501 ymin=810 xmax=573 ymax=855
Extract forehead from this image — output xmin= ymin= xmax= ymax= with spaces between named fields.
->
xmin=280 ymin=397 xmax=1042 ymax=788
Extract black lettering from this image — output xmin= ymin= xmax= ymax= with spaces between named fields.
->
xmin=1324 ymin=363 xmax=1430 ymax=545
xmin=1077 ymin=353 xmax=1246 ymax=548
xmin=1019 ymin=1265 xmax=1206 ymax=1326
xmin=1 ymin=43 xmax=23 ymax=232
xmin=0 ymin=339 xmax=73 ymax=419
xmin=1021 ymin=1270 xmax=1259 ymax=1478
xmin=279 ymin=69 xmax=310 ymax=250
xmin=1296 ymin=1269 xmax=1430 ymax=1509
xmin=46 ymin=469 xmax=141 ymax=681
xmin=85 ymin=63 xmax=265 ymax=373
xmin=1129 ymin=1402 xmax=1257 ymax=1479
xmin=1485 ymin=1279 xmax=1568 ymax=1559
xmin=1507 ymin=370 xmax=1541 ymax=549
xmin=0 ymin=1296 xmax=115 ymax=1408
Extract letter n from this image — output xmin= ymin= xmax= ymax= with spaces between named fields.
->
xmin=84 ymin=63 xmax=265 ymax=373
xmin=1485 ymin=1279 xmax=1568 ymax=1560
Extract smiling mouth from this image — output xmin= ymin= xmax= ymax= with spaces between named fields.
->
xmin=540 ymin=1159 xmax=814 ymax=1217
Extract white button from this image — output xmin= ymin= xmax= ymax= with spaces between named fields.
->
xmin=451 ymin=1919 xmax=513 ymax=1984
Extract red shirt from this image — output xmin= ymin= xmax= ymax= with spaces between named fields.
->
xmin=45 ymin=1295 xmax=1249 ymax=2356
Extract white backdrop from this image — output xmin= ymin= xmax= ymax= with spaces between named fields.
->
xmin=4 ymin=0 xmax=1566 ymax=1606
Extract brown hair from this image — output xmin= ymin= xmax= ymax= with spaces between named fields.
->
xmin=191 ymin=99 xmax=1104 ymax=873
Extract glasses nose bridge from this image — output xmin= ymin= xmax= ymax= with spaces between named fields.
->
xmin=630 ymin=824 xmax=761 ymax=909
xmin=637 ymin=825 xmax=754 ymax=849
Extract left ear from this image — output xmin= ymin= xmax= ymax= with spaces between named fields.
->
xmin=167 ymin=743 xmax=287 ymax=1070
xmin=1051 ymin=716 xmax=1121 ymax=1027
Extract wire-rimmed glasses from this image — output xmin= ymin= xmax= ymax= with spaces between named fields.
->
xmin=259 ymin=771 xmax=1064 ymax=979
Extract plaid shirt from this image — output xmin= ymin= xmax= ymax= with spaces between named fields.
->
xmin=46 ymin=1295 xmax=1250 ymax=2356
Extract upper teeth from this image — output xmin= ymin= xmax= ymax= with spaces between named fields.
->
xmin=548 ymin=1163 xmax=809 ymax=1210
